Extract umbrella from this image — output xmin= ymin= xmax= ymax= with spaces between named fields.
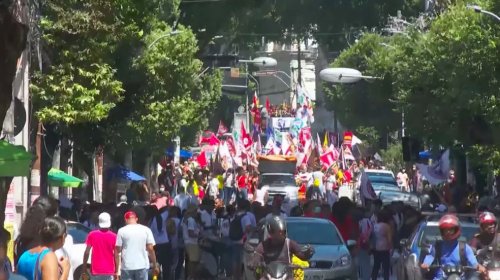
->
xmin=107 ymin=166 xmax=146 ymax=182
xmin=0 ymin=141 xmax=33 ymax=177
xmin=48 ymin=168 xmax=83 ymax=188
xmin=165 ymin=148 xmax=192 ymax=158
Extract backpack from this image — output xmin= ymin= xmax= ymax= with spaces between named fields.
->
xmin=434 ymin=240 xmax=467 ymax=266
xmin=229 ymin=212 xmax=246 ymax=241
xmin=166 ymin=217 xmax=177 ymax=237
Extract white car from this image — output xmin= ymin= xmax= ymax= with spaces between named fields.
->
xmin=57 ymin=222 xmax=91 ymax=280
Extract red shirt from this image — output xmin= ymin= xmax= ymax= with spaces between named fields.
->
xmin=331 ymin=215 xmax=354 ymax=241
xmin=237 ymin=175 xmax=247 ymax=189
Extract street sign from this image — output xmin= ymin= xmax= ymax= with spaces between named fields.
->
xmin=253 ymin=70 xmax=277 ymax=77
xmin=230 ymin=68 xmax=240 ymax=78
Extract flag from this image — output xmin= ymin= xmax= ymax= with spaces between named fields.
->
xmin=343 ymin=131 xmax=353 ymax=148
xmin=264 ymin=137 xmax=275 ymax=155
xmin=316 ymin=134 xmax=323 ymax=154
xmin=240 ymin=121 xmax=253 ymax=150
xmin=360 ymin=170 xmax=377 ymax=201
xmin=352 ymin=134 xmax=363 ymax=146
xmin=197 ymin=151 xmax=208 ymax=168
xmin=416 ymin=149 xmax=451 ymax=185
xmin=323 ymin=131 xmax=329 ymax=150
xmin=265 ymin=97 xmax=271 ymax=114
xmin=217 ymin=120 xmax=229 ymax=136
xmin=343 ymin=146 xmax=355 ymax=161
xmin=320 ymin=149 xmax=338 ymax=170
xmin=199 ymin=130 xmax=220 ymax=146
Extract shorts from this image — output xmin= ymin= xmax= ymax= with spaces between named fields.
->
xmin=185 ymin=243 xmax=201 ymax=262
xmin=91 ymin=275 xmax=113 ymax=280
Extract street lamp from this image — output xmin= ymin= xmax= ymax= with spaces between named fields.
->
xmin=240 ymin=57 xmax=277 ymax=68
xmin=147 ymin=30 xmax=182 ymax=49
xmin=467 ymin=4 xmax=500 ymax=22
xmin=319 ymin=67 xmax=382 ymax=134
xmin=319 ymin=67 xmax=380 ymax=84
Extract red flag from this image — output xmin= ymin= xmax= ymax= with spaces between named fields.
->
xmin=265 ymin=97 xmax=271 ymax=114
xmin=343 ymin=131 xmax=353 ymax=148
xmin=199 ymin=130 xmax=220 ymax=146
xmin=240 ymin=121 xmax=253 ymax=150
xmin=197 ymin=151 xmax=208 ymax=168
xmin=320 ymin=150 xmax=338 ymax=170
xmin=226 ymin=137 xmax=236 ymax=156
xmin=217 ymin=121 xmax=228 ymax=136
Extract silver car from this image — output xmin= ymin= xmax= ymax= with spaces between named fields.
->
xmin=259 ymin=173 xmax=299 ymax=212
xmin=244 ymin=217 xmax=357 ymax=280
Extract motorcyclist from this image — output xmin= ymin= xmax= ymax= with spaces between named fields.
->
xmin=470 ymin=212 xmax=498 ymax=252
xmin=421 ymin=214 xmax=487 ymax=280
xmin=253 ymin=215 xmax=314 ymax=279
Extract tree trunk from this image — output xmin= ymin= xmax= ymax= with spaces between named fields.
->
xmin=0 ymin=177 xmax=13 ymax=226
xmin=0 ymin=5 xmax=28 ymax=129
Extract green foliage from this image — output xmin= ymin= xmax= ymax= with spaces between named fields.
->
xmin=128 ymin=24 xmax=222 ymax=151
xmin=31 ymin=63 xmax=123 ymax=124
xmin=379 ymin=143 xmax=404 ymax=173
xmin=355 ymin=126 xmax=380 ymax=149
xmin=31 ymin=0 xmax=124 ymax=124
xmin=326 ymin=0 xmax=500 ymax=174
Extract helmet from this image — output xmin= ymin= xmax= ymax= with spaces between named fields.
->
xmin=479 ymin=211 xmax=497 ymax=233
xmin=438 ymin=214 xmax=461 ymax=241
xmin=266 ymin=215 xmax=286 ymax=236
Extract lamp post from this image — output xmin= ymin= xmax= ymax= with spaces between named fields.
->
xmin=319 ymin=67 xmax=382 ymax=134
xmin=147 ymin=30 xmax=182 ymax=49
xmin=467 ymin=5 xmax=500 ymax=22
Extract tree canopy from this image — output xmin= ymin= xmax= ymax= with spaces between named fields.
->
xmin=324 ymin=0 xmax=500 ymax=173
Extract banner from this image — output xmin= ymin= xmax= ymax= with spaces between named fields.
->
xmin=271 ymin=117 xmax=294 ymax=132
xmin=343 ymin=131 xmax=353 ymax=148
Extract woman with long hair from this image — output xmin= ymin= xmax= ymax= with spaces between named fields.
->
xmin=15 ymin=196 xmax=58 ymax=265
xmin=16 ymin=217 xmax=70 ymax=280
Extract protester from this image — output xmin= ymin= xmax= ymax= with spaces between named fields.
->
xmin=17 ymin=217 xmax=70 ymax=280
xmin=83 ymin=212 xmax=117 ymax=280
xmin=115 ymin=211 xmax=158 ymax=280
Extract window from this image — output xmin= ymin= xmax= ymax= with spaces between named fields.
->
xmin=287 ymin=222 xmax=343 ymax=245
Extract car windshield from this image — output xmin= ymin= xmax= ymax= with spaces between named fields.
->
xmin=369 ymin=176 xmax=397 ymax=184
xmin=67 ymin=223 xmax=91 ymax=244
xmin=372 ymin=183 xmax=400 ymax=191
xmin=418 ymin=225 xmax=479 ymax=247
xmin=287 ymin=221 xmax=343 ymax=245
xmin=367 ymin=172 xmax=393 ymax=178
xmin=261 ymin=175 xmax=296 ymax=186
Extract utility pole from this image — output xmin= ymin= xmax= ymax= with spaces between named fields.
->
xmin=297 ymin=39 xmax=302 ymax=86
xmin=30 ymin=123 xmax=42 ymax=204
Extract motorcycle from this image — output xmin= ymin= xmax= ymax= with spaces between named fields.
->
xmin=428 ymin=264 xmax=479 ymax=280
xmin=477 ymin=246 xmax=500 ymax=280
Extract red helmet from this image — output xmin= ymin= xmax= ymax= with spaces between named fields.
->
xmin=479 ymin=212 xmax=497 ymax=233
xmin=438 ymin=214 xmax=461 ymax=241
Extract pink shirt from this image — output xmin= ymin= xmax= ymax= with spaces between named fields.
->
xmin=85 ymin=229 xmax=117 ymax=275
xmin=152 ymin=197 xmax=168 ymax=209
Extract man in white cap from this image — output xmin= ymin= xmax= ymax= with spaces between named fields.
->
xmin=83 ymin=212 xmax=117 ymax=280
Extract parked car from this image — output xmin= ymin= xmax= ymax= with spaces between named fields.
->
xmin=244 ymin=217 xmax=357 ymax=280
xmin=59 ymin=221 xmax=91 ymax=280
xmin=372 ymin=182 xmax=401 ymax=196
xmin=365 ymin=169 xmax=395 ymax=179
xmin=259 ymin=173 xmax=299 ymax=213
xmin=395 ymin=218 xmax=479 ymax=280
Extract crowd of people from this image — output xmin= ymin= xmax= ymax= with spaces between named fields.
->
xmin=0 ymin=157 xmax=497 ymax=280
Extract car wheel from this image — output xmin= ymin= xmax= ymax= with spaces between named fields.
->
xmin=73 ymin=265 xmax=84 ymax=280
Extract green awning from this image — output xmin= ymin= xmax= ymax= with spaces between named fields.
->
xmin=0 ymin=141 xmax=33 ymax=177
xmin=48 ymin=168 xmax=83 ymax=188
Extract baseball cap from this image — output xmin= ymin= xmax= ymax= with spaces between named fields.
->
xmin=98 ymin=212 xmax=112 ymax=228
xmin=124 ymin=211 xmax=137 ymax=220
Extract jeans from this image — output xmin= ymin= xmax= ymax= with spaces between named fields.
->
xmin=168 ymin=247 xmax=179 ymax=280
xmin=175 ymin=247 xmax=185 ymax=280
xmin=358 ymin=249 xmax=372 ymax=280
xmin=238 ymin=188 xmax=248 ymax=201
xmin=372 ymin=250 xmax=390 ymax=280
xmin=155 ymin=242 xmax=172 ymax=280
xmin=91 ymin=276 xmax=113 ymax=280
xmin=121 ymin=269 xmax=149 ymax=280
xmin=223 ymin=187 xmax=234 ymax=205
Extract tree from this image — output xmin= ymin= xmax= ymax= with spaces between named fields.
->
xmin=323 ymin=33 xmax=401 ymax=142
xmin=129 ymin=24 xmax=222 ymax=153
xmin=379 ymin=143 xmax=404 ymax=173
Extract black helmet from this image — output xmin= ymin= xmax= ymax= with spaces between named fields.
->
xmin=266 ymin=215 xmax=286 ymax=235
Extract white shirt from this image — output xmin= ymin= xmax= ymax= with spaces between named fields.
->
xmin=174 ymin=193 xmax=190 ymax=212
xmin=116 ymin=223 xmax=156 ymax=270
xmin=224 ymin=173 xmax=234 ymax=188
xmin=150 ymin=211 xmax=169 ymax=244
xmin=254 ymin=186 xmax=269 ymax=206
xmin=208 ymin=178 xmax=219 ymax=197
xmin=182 ymin=217 xmax=200 ymax=245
